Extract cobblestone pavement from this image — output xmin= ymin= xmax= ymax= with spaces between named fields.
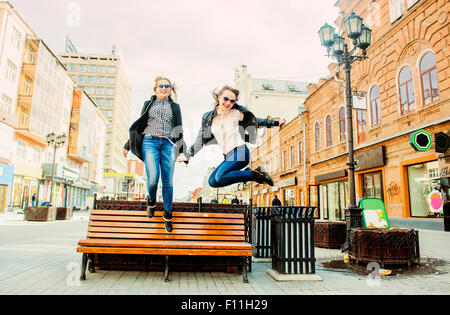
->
xmin=0 ymin=212 xmax=449 ymax=295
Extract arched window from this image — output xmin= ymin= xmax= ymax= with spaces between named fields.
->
xmin=326 ymin=115 xmax=332 ymax=147
xmin=370 ymin=85 xmax=381 ymax=126
xmin=356 ymin=109 xmax=367 ymax=143
xmin=339 ymin=107 xmax=346 ymax=141
xmin=398 ymin=65 xmax=415 ymax=115
xmin=420 ymin=52 xmax=439 ymax=105
xmin=315 ymin=121 xmax=320 ymax=152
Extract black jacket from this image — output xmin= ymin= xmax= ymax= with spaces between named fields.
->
xmin=272 ymin=197 xmax=282 ymax=206
xmin=188 ymin=104 xmax=280 ymax=159
xmin=124 ymin=95 xmax=187 ymax=162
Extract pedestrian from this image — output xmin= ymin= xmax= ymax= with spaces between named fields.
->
xmin=272 ymin=194 xmax=282 ymax=206
xmin=231 ymin=194 xmax=239 ymax=204
xmin=123 ymin=76 xmax=188 ymax=233
xmin=31 ymin=193 xmax=37 ymax=207
xmin=186 ymin=85 xmax=285 ymax=189
xmin=211 ymin=198 xmax=218 ymax=204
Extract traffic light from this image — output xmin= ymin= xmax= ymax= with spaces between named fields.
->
xmin=435 ymin=132 xmax=449 ymax=153
xmin=409 ymin=130 xmax=432 ymax=152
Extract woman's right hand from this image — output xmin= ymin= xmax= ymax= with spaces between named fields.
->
xmin=123 ymin=149 xmax=129 ymax=158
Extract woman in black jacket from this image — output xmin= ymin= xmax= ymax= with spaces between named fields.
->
xmin=186 ymin=86 xmax=285 ymax=189
xmin=123 ymin=76 xmax=187 ymax=233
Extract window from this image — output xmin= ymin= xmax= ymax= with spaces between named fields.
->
xmin=79 ymin=65 xmax=87 ymax=72
xmin=326 ymin=115 xmax=332 ymax=147
xmin=262 ymin=83 xmax=274 ymax=90
xmin=108 ymin=66 xmax=116 ymax=74
xmin=105 ymin=99 xmax=113 ymax=106
xmin=86 ymin=87 xmax=96 ymax=95
xmin=88 ymin=65 xmax=97 ymax=73
xmin=420 ymin=52 xmax=439 ymax=105
xmin=69 ymin=64 xmax=77 ymax=71
xmin=88 ymin=76 xmax=96 ymax=84
xmin=298 ymin=141 xmax=303 ymax=164
xmin=356 ymin=109 xmax=367 ymax=143
xmin=398 ymin=66 xmax=415 ymax=115
xmin=339 ymin=107 xmax=346 ymax=141
xmin=107 ymin=77 xmax=115 ymax=85
xmin=407 ymin=0 xmax=420 ymax=8
xmin=16 ymin=140 xmax=26 ymax=160
xmin=282 ymin=151 xmax=287 ymax=170
xmin=97 ymin=76 xmax=105 ymax=84
xmin=5 ymin=59 xmax=18 ymax=82
xmin=106 ymin=88 xmax=114 ymax=96
xmin=315 ymin=121 xmax=320 ymax=152
xmin=10 ymin=27 xmax=22 ymax=50
xmin=33 ymin=147 xmax=41 ymax=164
xmin=78 ymin=75 xmax=86 ymax=83
xmin=98 ymin=66 xmax=106 ymax=73
xmin=370 ymin=85 xmax=382 ymax=126
xmin=1 ymin=94 xmax=13 ymax=113
xmin=289 ymin=146 xmax=294 ymax=168
xmin=97 ymin=87 xmax=105 ymax=95
xmin=389 ymin=0 xmax=404 ymax=23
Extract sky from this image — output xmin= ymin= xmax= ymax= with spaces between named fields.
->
xmin=9 ymin=0 xmax=339 ymax=200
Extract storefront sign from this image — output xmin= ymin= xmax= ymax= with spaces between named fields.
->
xmin=410 ymin=130 xmax=432 ymax=151
xmin=315 ymin=169 xmax=347 ymax=182
xmin=355 ymin=146 xmax=385 ymax=171
xmin=278 ymin=177 xmax=297 ymax=188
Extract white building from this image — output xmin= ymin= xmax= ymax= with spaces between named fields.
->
xmin=0 ymin=2 xmax=35 ymax=212
xmin=234 ymin=65 xmax=309 ymax=123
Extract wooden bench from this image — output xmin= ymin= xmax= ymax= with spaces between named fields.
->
xmin=77 ymin=209 xmax=252 ymax=282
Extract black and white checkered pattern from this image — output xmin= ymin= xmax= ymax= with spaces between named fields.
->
xmin=142 ymin=98 xmax=173 ymax=137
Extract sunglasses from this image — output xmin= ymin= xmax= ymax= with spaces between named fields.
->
xmin=157 ymin=84 xmax=171 ymax=89
xmin=223 ymin=96 xmax=237 ymax=104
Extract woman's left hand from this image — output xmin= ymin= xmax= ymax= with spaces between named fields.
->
xmin=279 ymin=119 xmax=287 ymax=129
xmin=176 ymin=153 xmax=188 ymax=163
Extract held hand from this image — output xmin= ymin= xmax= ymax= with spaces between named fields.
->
xmin=279 ymin=119 xmax=287 ymax=129
xmin=123 ymin=149 xmax=129 ymax=158
xmin=176 ymin=153 xmax=188 ymax=163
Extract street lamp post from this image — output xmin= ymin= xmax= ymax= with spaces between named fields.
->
xmin=318 ymin=12 xmax=372 ymax=251
xmin=46 ymin=132 xmax=66 ymax=207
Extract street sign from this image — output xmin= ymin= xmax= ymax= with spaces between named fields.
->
xmin=409 ymin=130 xmax=432 ymax=151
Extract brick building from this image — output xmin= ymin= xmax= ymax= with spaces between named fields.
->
xmin=251 ymin=0 xmax=449 ymax=220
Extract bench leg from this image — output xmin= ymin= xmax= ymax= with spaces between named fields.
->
xmin=80 ymin=253 xmax=88 ymax=281
xmin=88 ymin=254 xmax=95 ymax=273
xmin=242 ymin=257 xmax=249 ymax=283
xmin=164 ymin=256 xmax=169 ymax=282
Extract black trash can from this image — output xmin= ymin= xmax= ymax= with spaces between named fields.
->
xmin=271 ymin=207 xmax=317 ymax=274
xmin=444 ymin=202 xmax=450 ymax=232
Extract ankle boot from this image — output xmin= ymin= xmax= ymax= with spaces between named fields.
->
xmin=252 ymin=168 xmax=274 ymax=186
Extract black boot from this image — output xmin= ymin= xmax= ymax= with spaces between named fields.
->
xmin=147 ymin=199 xmax=156 ymax=218
xmin=251 ymin=168 xmax=274 ymax=186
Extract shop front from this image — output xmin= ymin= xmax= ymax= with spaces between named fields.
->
xmin=0 ymin=163 xmax=14 ymax=213
xmin=11 ymin=163 xmax=41 ymax=210
xmin=278 ymin=177 xmax=297 ymax=206
xmin=402 ymin=155 xmax=449 ymax=218
xmin=355 ymin=146 xmax=387 ymax=202
xmin=315 ymin=169 xmax=348 ymax=222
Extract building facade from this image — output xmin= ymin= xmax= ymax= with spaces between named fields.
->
xmin=251 ymin=0 xmax=449 ymax=220
xmin=0 ymin=2 xmax=34 ymax=212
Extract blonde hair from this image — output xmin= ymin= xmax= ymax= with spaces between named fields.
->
xmin=154 ymin=76 xmax=177 ymax=100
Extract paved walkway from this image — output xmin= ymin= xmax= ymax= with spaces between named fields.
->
xmin=0 ymin=212 xmax=449 ymax=295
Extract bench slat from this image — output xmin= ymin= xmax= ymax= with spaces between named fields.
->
xmin=89 ymin=221 xmax=244 ymax=230
xmin=90 ymin=215 xmax=244 ymax=225
xmin=87 ymin=226 xmax=245 ymax=236
xmin=91 ymin=210 xmax=244 ymax=219
xmin=77 ymin=246 xmax=252 ymax=256
xmin=78 ymin=239 xmax=252 ymax=250
xmin=86 ymin=232 xmax=246 ymax=241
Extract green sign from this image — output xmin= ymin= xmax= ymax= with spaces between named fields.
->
xmin=409 ymin=130 xmax=432 ymax=151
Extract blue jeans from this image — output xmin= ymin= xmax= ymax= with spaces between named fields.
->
xmin=142 ymin=136 xmax=176 ymax=213
xmin=208 ymin=145 xmax=254 ymax=188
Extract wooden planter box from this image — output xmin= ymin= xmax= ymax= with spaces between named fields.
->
xmin=56 ymin=207 xmax=73 ymax=220
xmin=314 ymin=221 xmax=346 ymax=249
xmin=349 ymin=228 xmax=420 ymax=267
xmin=24 ymin=206 xmax=56 ymax=221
